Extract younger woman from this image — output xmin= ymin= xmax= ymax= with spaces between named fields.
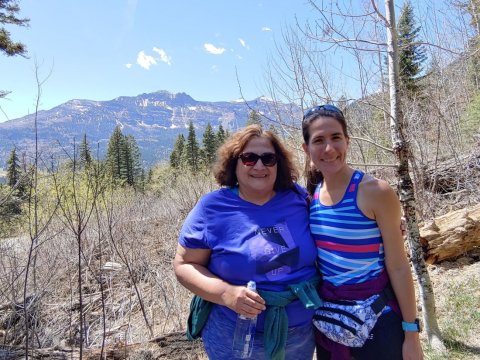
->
xmin=302 ymin=105 xmax=423 ymax=360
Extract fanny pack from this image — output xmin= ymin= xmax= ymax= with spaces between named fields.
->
xmin=313 ymin=287 xmax=394 ymax=347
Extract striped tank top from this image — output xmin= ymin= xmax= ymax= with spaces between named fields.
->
xmin=309 ymin=170 xmax=385 ymax=286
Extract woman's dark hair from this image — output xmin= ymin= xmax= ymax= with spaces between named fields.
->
xmin=213 ymin=124 xmax=298 ymax=191
xmin=302 ymin=106 xmax=349 ymax=196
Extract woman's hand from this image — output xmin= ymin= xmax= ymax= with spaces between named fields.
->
xmin=222 ymin=284 xmax=266 ymax=317
xmin=174 ymin=245 xmax=266 ymax=316
xmin=402 ymin=332 xmax=423 ymax=360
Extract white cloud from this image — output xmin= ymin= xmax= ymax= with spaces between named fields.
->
xmin=204 ymin=43 xmax=226 ymax=55
xmin=153 ymin=47 xmax=172 ymax=65
xmin=125 ymin=63 xmax=133 ymax=69
xmin=239 ymin=38 xmax=247 ymax=48
xmin=137 ymin=51 xmax=157 ymax=70
xmin=261 ymin=27 xmax=272 ymax=32
xmin=210 ymin=65 xmax=219 ymax=72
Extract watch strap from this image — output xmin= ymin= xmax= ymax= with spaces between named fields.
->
xmin=402 ymin=319 xmax=420 ymax=332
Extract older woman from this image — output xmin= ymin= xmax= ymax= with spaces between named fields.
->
xmin=174 ymin=125 xmax=321 ymax=360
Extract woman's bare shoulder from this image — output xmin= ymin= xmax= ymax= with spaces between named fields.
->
xmin=360 ymin=173 xmax=394 ymax=197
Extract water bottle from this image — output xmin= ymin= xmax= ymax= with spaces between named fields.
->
xmin=232 ymin=281 xmax=257 ymax=358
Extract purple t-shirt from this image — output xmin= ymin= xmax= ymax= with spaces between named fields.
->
xmin=178 ymin=184 xmax=317 ymax=328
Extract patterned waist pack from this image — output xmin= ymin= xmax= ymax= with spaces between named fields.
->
xmin=313 ymin=287 xmax=394 ymax=347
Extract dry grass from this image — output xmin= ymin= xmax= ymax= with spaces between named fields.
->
xmin=423 ymin=257 xmax=480 ymax=359
xmin=0 ymin=171 xmax=216 ymax=354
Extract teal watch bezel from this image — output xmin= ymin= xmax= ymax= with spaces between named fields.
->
xmin=402 ymin=318 xmax=421 ymax=332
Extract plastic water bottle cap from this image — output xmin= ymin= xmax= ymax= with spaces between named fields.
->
xmin=247 ymin=281 xmax=256 ymax=291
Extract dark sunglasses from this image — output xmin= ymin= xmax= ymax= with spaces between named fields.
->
xmin=303 ymin=104 xmax=343 ymax=121
xmin=238 ymin=152 xmax=278 ymax=167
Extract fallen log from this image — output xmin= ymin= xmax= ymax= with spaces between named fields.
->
xmin=420 ymin=203 xmax=480 ymax=264
xmin=422 ymin=150 xmax=480 ymax=193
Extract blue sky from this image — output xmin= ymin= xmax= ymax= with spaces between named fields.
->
xmin=0 ymin=0 xmax=314 ymax=122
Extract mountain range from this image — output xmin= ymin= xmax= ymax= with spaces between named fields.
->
xmin=0 ymin=90 xmax=300 ymax=168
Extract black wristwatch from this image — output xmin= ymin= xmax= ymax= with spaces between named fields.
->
xmin=402 ymin=318 xmax=421 ymax=332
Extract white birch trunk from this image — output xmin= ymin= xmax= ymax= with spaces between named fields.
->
xmin=384 ymin=0 xmax=445 ymax=351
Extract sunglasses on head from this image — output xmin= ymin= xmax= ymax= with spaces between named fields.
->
xmin=238 ymin=152 xmax=278 ymax=167
xmin=303 ymin=104 xmax=343 ymax=121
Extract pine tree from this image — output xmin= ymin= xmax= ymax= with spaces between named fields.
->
xmin=121 ymin=136 xmax=132 ymax=184
xmin=201 ymin=123 xmax=217 ymax=167
xmin=106 ymin=127 xmax=142 ymax=186
xmin=246 ymin=110 xmax=262 ymax=126
xmin=0 ymin=0 xmax=29 ymax=57
xmin=397 ymin=1 xmax=427 ymax=97
xmin=6 ymin=146 xmax=20 ymax=188
xmin=147 ymin=168 xmax=154 ymax=184
xmin=170 ymin=134 xmax=185 ymax=168
xmin=185 ymin=121 xmax=200 ymax=171
xmin=106 ymin=126 xmax=124 ymax=180
xmin=124 ymin=135 xmax=142 ymax=186
xmin=1 ymin=0 xmax=30 ymax=98
xmin=79 ymin=133 xmax=92 ymax=169
xmin=216 ymin=124 xmax=227 ymax=149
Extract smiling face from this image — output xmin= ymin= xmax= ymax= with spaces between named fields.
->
xmin=236 ymin=136 xmax=277 ymax=202
xmin=302 ymin=115 xmax=350 ymax=177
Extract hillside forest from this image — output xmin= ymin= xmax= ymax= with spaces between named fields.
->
xmin=1 ymin=0 xmax=480 ymax=359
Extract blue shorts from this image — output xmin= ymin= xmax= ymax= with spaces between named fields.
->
xmin=202 ymin=305 xmax=315 ymax=360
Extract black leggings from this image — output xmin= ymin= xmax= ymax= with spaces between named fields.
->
xmin=316 ymin=310 xmax=405 ymax=360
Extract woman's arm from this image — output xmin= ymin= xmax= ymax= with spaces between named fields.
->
xmin=360 ymin=178 xmax=423 ymax=360
xmin=173 ymin=244 xmax=265 ymax=317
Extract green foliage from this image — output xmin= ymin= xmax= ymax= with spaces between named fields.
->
xmin=201 ymin=123 xmax=217 ymax=167
xmin=123 ymin=135 xmax=142 ymax=186
xmin=216 ymin=124 xmax=228 ymax=148
xmin=169 ymin=123 xmax=231 ymax=172
xmin=170 ymin=134 xmax=185 ymax=169
xmin=0 ymin=0 xmax=29 ymax=99
xmin=0 ymin=185 xmax=22 ymax=237
xmin=106 ymin=126 xmax=124 ymax=179
xmin=465 ymin=34 xmax=480 ymax=90
xmin=460 ymin=92 xmax=480 ymax=141
xmin=53 ymin=161 xmax=109 ymax=217
xmin=5 ymin=146 xmax=28 ymax=198
xmin=0 ymin=0 xmax=29 ymax=57
xmin=184 ymin=121 xmax=200 ymax=171
xmin=397 ymin=1 xmax=427 ymax=97
xmin=6 ymin=146 xmax=20 ymax=188
xmin=79 ymin=133 xmax=92 ymax=169
xmin=246 ymin=110 xmax=262 ymax=126
xmin=106 ymin=126 xmax=143 ymax=188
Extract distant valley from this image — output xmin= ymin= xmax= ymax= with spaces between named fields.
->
xmin=0 ymin=90 xmax=300 ymax=168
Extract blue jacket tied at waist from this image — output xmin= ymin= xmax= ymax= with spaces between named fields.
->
xmin=187 ymin=276 xmax=322 ymax=360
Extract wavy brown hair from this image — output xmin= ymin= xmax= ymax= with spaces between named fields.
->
xmin=213 ymin=124 xmax=298 ymax=190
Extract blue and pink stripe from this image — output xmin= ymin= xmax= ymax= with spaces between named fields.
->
xmin=310 ymin=170 xmax=385 ymax=286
